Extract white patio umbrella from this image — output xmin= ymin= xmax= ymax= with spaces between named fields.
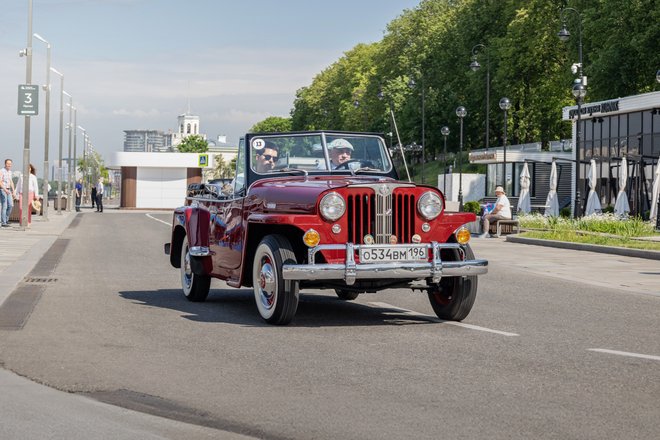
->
xmin=650 ymin=156 xmax=660 ymax=222
xmin=517 ymin=162 xmax=531 ymax=214
xmin=613 ymin=156 xmax=630 ymax=217
xmin=584 ymin=159 xmax=602 ymax=215
xmin=544 ymin=161 xmax=559 ymax=217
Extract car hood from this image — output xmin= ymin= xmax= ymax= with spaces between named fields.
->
xmin=247 ymin=175 xmax=401 ymax=213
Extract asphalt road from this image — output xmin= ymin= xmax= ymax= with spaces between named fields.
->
xmin=1 ymin=211 xmax=658 ymax=440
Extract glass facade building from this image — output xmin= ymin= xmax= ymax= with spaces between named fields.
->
xmin=563 ymin=91 xmax=660 ymax=217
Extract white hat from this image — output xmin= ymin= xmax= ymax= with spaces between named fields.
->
xmin=495 ymin=186 xmax=505 ymax=194
xmin=328 ymin=139 xmax=354 ymax=151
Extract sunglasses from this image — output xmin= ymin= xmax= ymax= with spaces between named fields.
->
xmin=261 ymin=154 xmax=278 ymax=161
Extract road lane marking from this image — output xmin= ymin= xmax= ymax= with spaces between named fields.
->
xmin=146 ymin=213 xmax=170 ymax=226
xmin=588 ymin=349 xmax=660 ymax=362
xmin=367 ymin=302 xmax=519 ymax=336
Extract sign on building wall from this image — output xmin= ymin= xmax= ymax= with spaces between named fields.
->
xmin=198 ymin=154 xmax=209 ymax=167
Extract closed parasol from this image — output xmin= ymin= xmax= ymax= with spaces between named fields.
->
xmin=584 ymin=159 xmax=602 ymax=215
xmin=517 ymin=162 xmax=531 ymax=214
xmin=544 ymin=161 xmax=559 ymax=217
xmin=650 ymin=156 xmax=660 ymax=222
xmin=613 ymin=156 xmax=630 ymax=217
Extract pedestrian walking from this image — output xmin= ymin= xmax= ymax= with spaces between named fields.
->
xmin=96 ymin=177 xmax=104 ymax=212
xmin=0 ymin=159 xmax=16 ymax=227
xmin=91 ymin=184 xmax=97 ymax=209
xmin=17 ymin=163 xmax=41 ymax=225
xmin=75 ymin=178 xmax=83 ymax=212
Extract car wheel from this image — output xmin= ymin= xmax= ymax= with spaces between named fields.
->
xmin=427 ymin=243 xmax=478 ymax=321
xmin=253 ymin=235 xmax=299 ymax=325
xmin=180 ymin=235 xmax=211 ymax=302
xmin=335 ymin=289 xmax=359 ymax=300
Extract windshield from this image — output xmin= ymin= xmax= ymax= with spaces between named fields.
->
xmin=249 ymin=133 xmax=392 ymax=174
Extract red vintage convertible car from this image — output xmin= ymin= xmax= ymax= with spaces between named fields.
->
xmin=165 ymin=131 xmax=488 ymax=325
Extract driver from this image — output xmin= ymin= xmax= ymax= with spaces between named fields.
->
xmin=328 ymin=139 xmax=354 ymax=169
xmin=254 ymin=142 xmax=280 ymax=173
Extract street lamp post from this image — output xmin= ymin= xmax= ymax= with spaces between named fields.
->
xmin=19 ymin=0 xmax=34 ymax=228
xmin=65 ymin=95 xmax=73 ymax=211
xmin=558 ymin=8 xmax=586 ymax=86
xmin=33 ymin=33 xmax=51 ymax=220
xmin=50 ymin=68 xmax=64 ymax=213
xmin=470 ymin=44 xmax=490 ymax=151
xmin=572 ymin=82 xmax=587 ymax=217
xmin=559 ymin=7 xmax=587 ymax=217
xmin=441 ymin=126 xmax=450 ymax=195
xmin=499 ymin=97 xmax=511 ymax=193
xmin=456 ymin=106 xmax=467 ymax=211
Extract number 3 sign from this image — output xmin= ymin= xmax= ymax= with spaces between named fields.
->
xmin=18 ymin=84 xmax=39 ymax=116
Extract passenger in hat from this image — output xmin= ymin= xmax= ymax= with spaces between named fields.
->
xmin=479 ymin=185 xmax=511 ymax=238
xmin=328 ymin=139 xmax=354 ymax=169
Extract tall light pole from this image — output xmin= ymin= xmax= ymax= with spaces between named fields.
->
xmin=51 ymin=68 xmax=64 ymax=213
xmin=441 ymin=126 xmax=450 ymax=195
xmin=572 ymin=82 xmax=587 ymax=217
xmin=19 ymin=0 xmax=34 ymax=228
xmin=65 ymin=95 xmax=73 ymax=211
xmin=408 ymin=76 xmax=426 ymax=183
xmin=33 ymin=33 xmax=51 ymax=220
xmin=456 ymin=106 xmax=467 ymax=211
xmin=470 ymin=44 xmax=490 ymax=151
xmin=76 ymin=126 xmax=86 ymax=211
xmin=558 ymin=8 xmax=586 ymax=86
xmin=499 ymin=97 xmax=511 ymax=193
xmin=559 ymin=7 xmax=587 ymax=217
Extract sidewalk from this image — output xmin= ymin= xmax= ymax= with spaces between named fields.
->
xmin=0 ymin=208 xmax=78 ymax=308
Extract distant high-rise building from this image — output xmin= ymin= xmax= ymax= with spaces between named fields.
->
xmin=123 ymin=130 xmax=167 ymax=152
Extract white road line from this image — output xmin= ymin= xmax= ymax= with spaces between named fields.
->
xmin=588 ymin=349 xmax=660 ymax=362
xmin=146 ymin=213 xmax=170 ymax=226
xmin=367 ymin=302 xmax=519 ymax=337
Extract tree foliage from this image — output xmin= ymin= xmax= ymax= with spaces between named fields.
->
xmin=288 ymin=0 xmax=659 ymax=158
xmin=177 ymin=134 xmax=209 ymax=153
xmin=250 ymin=116 xmax=292 ymax=133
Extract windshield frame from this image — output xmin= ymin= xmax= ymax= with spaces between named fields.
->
xmin=244 ymin=131 xmax=395 ymax=184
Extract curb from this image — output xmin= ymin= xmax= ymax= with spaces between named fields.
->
xmin=505 ymin=235 xmax=660 ymax=261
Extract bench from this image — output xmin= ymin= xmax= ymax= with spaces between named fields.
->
xmin=488 ymin=218 xmax=520 ymax=237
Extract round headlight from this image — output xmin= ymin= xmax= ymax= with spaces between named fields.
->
xmin=417 ymin=191 xmax=443 ymax=220
xmin=320 ymin=192 xmax=346 ymax=221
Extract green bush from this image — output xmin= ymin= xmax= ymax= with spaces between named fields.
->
xmin=560 ymin=207 xmax=571 ymax=218
xmin=463 ymin=201 xmax=481 ymax=215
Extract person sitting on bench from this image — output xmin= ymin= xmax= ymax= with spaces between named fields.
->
xmin=479 ymin=186 xmax=511 ymax=237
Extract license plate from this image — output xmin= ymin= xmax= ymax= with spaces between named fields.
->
xmin=359 ymin=245 xmax=427 ymax=263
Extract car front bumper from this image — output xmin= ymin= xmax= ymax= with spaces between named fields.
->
xmin=282 ymin=242 xmax=488 ymax=285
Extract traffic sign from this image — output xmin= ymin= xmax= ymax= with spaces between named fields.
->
xmin=198 ymin=154 xmax=209 ymax=167
xmin=18 ymin=84 xmax=39 ymax=116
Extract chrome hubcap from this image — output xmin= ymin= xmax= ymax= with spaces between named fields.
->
xmin=258 ymin=257 xmax=276 ymax=310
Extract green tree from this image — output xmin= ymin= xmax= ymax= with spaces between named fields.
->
xmin=250 ymin=116 xmax=292 ymax=133
xmin=177 ymin=134 xmax=209 ymax=153
xmin=211 ymin=153 xmax=235 ymax=179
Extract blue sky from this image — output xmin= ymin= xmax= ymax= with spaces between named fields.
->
xmin=1 ymin=0 xmax=420 ymax=165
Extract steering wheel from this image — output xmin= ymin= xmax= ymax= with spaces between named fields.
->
xmin=334 ymin=159 xmax=375 ymax=170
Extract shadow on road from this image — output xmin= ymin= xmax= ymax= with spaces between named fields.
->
xmin=119 ymin=288 xmax=437 ymax=328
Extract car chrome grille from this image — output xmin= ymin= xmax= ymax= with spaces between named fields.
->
xmin=347 ymin=185 xmax=416 ymax=244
